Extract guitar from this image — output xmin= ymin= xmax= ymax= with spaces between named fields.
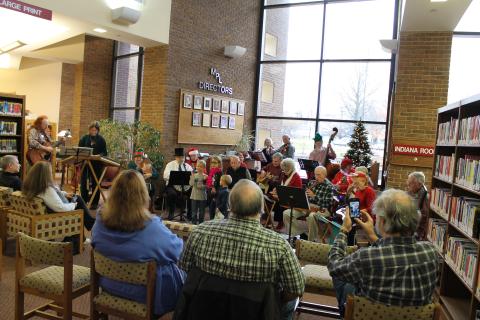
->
xmin=26 ymin=129 xmax=63 ymax=164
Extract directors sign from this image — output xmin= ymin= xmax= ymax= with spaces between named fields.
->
xmin=198 ymin=67 xmax=233 ymax=95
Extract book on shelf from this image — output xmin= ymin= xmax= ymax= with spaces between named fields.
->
xmin=0 ymin=121 xmax=18 ymax=135
xmin=450 ymin=197 xmax=480 ymax=238
xmin=437 ymin=117 xmax=458 ymax=144
xmin=430 ymin=188 xmax=452 ymax=218
xmin=0 ymin=139 xmax=17 ymax=152
xmin=427 ymin=218 xmax=447 ymax=253
xmin=0 ymin=101 xmax=22 ymax=116
xmin=446 ymin=236 xmax=478 ymax=288
xmin=455 ymin=155 xmax=480 ymax=191
xmin=435 ymin=154 xmax=455 ymax=182
xmin=459 ymin=115 xmax=480 ymax=145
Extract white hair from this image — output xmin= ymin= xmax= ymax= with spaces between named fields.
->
xmin=408 ymin=172 xmax=425 ymax=185
xmin=280 ymin=158 xmax=296 ymax=174
xmin=374 ymin=189 xmax=419 ymax=236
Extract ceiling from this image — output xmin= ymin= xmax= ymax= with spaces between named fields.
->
xmin=401 ymin=0 xmax=473 ymax=31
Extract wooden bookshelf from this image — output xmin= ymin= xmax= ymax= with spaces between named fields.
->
xmin=430 ymin=93 xmax=480 ymax=320
xmin=0 ymin=93 xmax=26 ymax=178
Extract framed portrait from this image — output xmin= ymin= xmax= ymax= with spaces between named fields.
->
xmin=229 ymin=101 xmax=238 ymax=115
xmin=211 ymin=114 xmax=220 ymax=128
xmin=202 ymin=113 xmax=211 ymax=127
xmin=228 ymin=116 xmax=236 ymax=130
xmin=204 ymin=97 xmax=212 ymax=111
xmin=220 ymin=115 xmax=228 ymax=129
xmin=183 ymin=93 xmax=192 ymax=109
xmin=221 ymin=100 xmax=229 ymax=113
xmin=194 ymin=95 xmax=203 ymax=110
xmin=212 ymin=98 xmax=221 ymax=112
xmin=237 ymin=101 xmax=245 ymax=116
xmin=192 ymin=112 xmax=201 ymax=126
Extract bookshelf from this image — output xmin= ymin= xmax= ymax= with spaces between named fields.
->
xmin=0 ymin=93 xmax=26 ymax=178
xmin=430 ymin=93 xmax=480 ymax=320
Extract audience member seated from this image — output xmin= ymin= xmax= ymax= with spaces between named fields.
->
xmin=178 ymin=180 xmax=304 ymax=319
xmin=215 ymin=174 xmax=231 ymax=218
xmin=270 ymin=158 xmax=302 ymax=230
xmin=127 ymin=148 xmax=159 ymax=202
xmin=283 ymin=166 xmax=334 ymax=240
xmin=276 ymin=134 xmax=295 ymax=159
xmin=237 ymin=152 xmax=248 ymax=168
xmin=406 ymin=171 xmax=429 ymax=241
xmin=23 ymin=161 xmax=95 ymax=249
xmin=0 ymin=155 xmax=22 ymax=191
xmin=92 ymin=170 xmax=185 ymax=317
xmin=207 ymin=155 xmax=223 ymax=220
xmin=164 ymin=147 xmax=193 ymax=220
xmin=185 ymin=147 xmax=200 ymax=171
xmin=328 ymin=189 xmax=439 ymax=317
xmin=332 ymin=157 xmax=354 ymax=194
xmin=189 ymin=160 xmax=208 ymax=224
xmin=257 ymin=152 xmax=283 ymax=193
xmin=347 ymin=171 xmax=376 ymax=216
xmin=261 ymin=137 xmax=275 ymax=165
xmin=226 ymin=155 xmax=251 ymax=189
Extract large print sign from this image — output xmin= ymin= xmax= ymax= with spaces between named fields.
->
xmin=0 ymin=0 xmax=52 ymax=20
xmin=393 ymin=144 xmax=435 ymax=157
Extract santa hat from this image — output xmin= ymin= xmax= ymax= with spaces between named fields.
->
xmin=341 ymin=157 xmax=353 ymax=168
xmin=188 ymin=148 xmax=199 ymax=156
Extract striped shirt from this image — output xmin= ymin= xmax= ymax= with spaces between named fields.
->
xmin=328 ymin=232 xmax=439 ymax=306
xmin=179 ymin=217 xmax=305 ymax=296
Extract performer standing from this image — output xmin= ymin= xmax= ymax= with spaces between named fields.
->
xmin=185 ymin=147 xmax=199 ymax=170
xmin=78 ymin=121 xmax=107 ymax=209
xmin=27 ymin=115 xmax=65 ymax=165
xmin=276 ymin=134 xmax=295 ymax=159
xmin=164 ymin=147 xmax=193 ymax=220
xmin=309 ymin=133 xmax=336 ymax=166
xmin=261 ymin=137 xmax=275 ymax=165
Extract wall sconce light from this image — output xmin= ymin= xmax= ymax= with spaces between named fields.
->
xmin=224 ymin=46 xmax=247 ymax=59
xmin=379 ymin=39 xmax=399 ymax=54
xmin=111 ymin=6 xmax=141 ymax=25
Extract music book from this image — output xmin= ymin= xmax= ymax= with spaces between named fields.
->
xmin=249 ymin=151 xmax=267 ymax=162
xmin=298 ymin=159 xmax=319 ymax=172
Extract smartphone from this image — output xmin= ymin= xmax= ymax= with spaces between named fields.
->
xmin=348 ymin=198 xmax=361 ymax=219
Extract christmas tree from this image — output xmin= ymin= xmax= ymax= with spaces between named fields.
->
xmin=345 ymin=121 xmax=373 ymax=167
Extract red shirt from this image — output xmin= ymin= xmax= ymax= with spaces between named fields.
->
xmin=332 ymin=169 xmax=353 ymax=193
xmin=282 ymin=172 xmax=302 ymax=188
xmin=354 ymin=186 xmax=376 ymax=215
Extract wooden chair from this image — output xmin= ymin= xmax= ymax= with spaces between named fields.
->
xmin=344 ymin=296 xmax=440 ymax=320
xmin=15 ymin=232 xmax=90 ymax=320
xmin=295 ymin=239 xmax=357 ymax=318
xmin=262 ymin=196 xmax=276 ymax=229
xmin=6 ymin=191 xmax=85 ymax=253
xmin=0 ymin=186 xmax=12 ymax=253
xmin=90 ymin=249 xmax=157 ymax=320
xmin=162 ymin=220 xmax=196 ymax=241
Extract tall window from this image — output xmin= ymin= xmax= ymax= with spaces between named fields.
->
xmin=110 ymin=41 xmax=144 ymax=123
xmin=448 ymin=0 xmax=480 ymax=103
xmin=255 ymin=0 xmax=398 ymax=182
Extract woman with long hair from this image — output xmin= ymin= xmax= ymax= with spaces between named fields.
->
xmin=27 ymin=115 xmax=64 ymax=164
xmin=92 ymin=170 xmax=184 ymax=317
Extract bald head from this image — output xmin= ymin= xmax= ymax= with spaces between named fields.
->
xmin=229 ymin=179 xmax=264 ymax=218
xmin=282 ymin=135 xmax=290 ymax=144
xmin=314 ymin=166 xmax=327 ymax=183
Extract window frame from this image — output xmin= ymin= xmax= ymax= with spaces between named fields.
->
xmin=253 ymin=0 xmax=400 ymax=187
xmin=109 ymin=41 xmax=144 ymax=122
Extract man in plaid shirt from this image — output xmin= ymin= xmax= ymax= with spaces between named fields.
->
xmin=283 ymin=166 xmax=334 ymax=240
xmin=328 ymin=189 xmax=439 ymax=317
xmin=180 ymin=179 xmax=305 ymax=320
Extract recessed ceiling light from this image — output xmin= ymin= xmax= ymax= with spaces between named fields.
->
xmin=93 ymin=28 xmax=107 ymax=33
xmin=0 ymin=41 xmax=25 ymax=54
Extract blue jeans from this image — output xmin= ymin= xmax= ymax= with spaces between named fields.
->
xmin=332 ymin=277 xmax=356 ymax=318
xmin=191 ymin=200 xmax=206 ymax=224
xmin=281 ymin=299 xmax=297 ymax=320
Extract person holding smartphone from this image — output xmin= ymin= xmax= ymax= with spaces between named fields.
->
xmin=327 ymin=189 xmax=439 ymax=318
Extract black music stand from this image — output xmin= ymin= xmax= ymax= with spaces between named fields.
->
xmin=298 ymin=159 xmax=319 ymax=173
xmin=276 ymin=185 xmax=310 ymax=245
xmin=249 ymin=151 xmax=267 ymax=163
xmin=168 ymin=171 xmax=192 ymax=221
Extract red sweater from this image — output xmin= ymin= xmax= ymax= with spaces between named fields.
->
xmin=332 ymin=169 xmax=353 ymax=193
xmin=282 ymin=172 xmax=302 ymax=188
xmin=355 ymin=186 xmax=376 ymax=215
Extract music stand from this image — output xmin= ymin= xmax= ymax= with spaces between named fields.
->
xmin=168 ymin=171 xmax=192 ymax=221
xmin=249 ymin=151 xmax=267 ymax=163
xmin=276 ymin=185 xmax=310 ymax=245
xmin=298 ymin=159 xmax=319 ymax=172
xmin=58 ymin=147 xmax=93 ymax=190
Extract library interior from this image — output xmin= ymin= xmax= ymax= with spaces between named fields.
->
xmin=0 ymin=0 xmax=480 ymax=319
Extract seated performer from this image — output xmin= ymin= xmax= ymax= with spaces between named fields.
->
xmin=283 ymin=166 xmax=334 ymax=240
xmin=309 ymin=133 xmax=336 ymax=166
xmin=332 ymin=157 xmax=354 ymax=193
xmin=185 ymin=148 xmax=199 ymax=171
xmin=27 ymin=115 xmax=65 ymax=165
xmin=276 ymin=134 xmax=295 ymax=159
xmin=163 ymin=148 xmax=193 ymax=220
xmin=257 ymin=152 xmax=283 ymax=193
xmin=261 ymin=137 xmax=275 ymax=165
xmin=270 ymin=158 xmax=302 ymax=230
xmin=127 ymin=148 xmax=159 ymax=202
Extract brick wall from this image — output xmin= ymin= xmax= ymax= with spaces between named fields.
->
xmin=387 ymin=32 xmax=452 ymax=189
xmin=140 ymin=0 xmax=260 ymax=157
xmin=58 ymin=63 xmax=75 ymax=133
